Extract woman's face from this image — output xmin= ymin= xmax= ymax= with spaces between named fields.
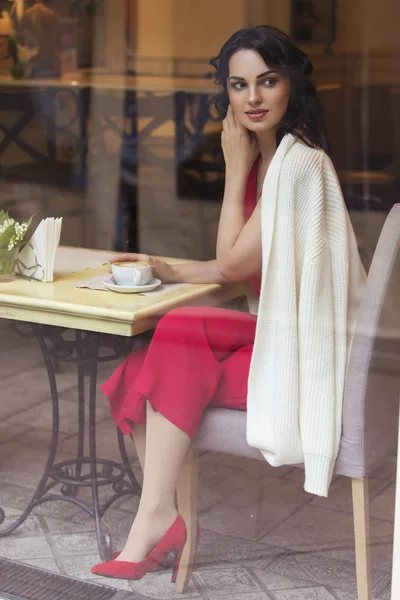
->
xmin=227 ymin=49 xmax=290 ymax=135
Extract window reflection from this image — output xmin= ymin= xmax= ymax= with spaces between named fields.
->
xmin=0 ymin=0 xmax=398 ymax=263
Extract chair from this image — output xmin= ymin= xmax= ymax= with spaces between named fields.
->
xmin=175 ymin=204 xmax=400 ymax=600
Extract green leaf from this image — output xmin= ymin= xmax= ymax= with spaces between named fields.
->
xmin=7 ymin=35 xmax=19 ymax=64
xmin=0 ymin=223 xmax=15 ymax=250
xmin=0 ymin=210 xmax=7 ymax=226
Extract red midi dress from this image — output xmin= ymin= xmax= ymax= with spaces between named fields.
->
xmin=101 ymin=159 xmax=261 ymax=439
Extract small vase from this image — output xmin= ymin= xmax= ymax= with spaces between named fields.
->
xmin=10 ymin=61 xmax=29 ymax=79
xmin=0 ymin=247 xmax=18 ymax=281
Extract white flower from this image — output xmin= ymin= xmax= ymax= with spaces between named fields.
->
xmin=0 ymin=219 xmax=13 ymax=235
xmin=17 ymin=44 xmax=38 ymax=63
xmin=0 ymin=212 xmax=32 ymax=251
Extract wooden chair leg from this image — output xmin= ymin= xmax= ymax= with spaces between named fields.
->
xmin=175 ymin=448 xmax=199 ymax=594
xmin=248 ymin=476 xmax=264 ymax=540
xmin=352 ymin=477 xmax=372 ymax=600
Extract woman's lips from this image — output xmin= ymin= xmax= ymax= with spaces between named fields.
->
xmin=246 ymin=110 xmax=269 ymax=121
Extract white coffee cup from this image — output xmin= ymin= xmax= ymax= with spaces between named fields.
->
xmin=111 ymin=261 xmax=152 ymax=287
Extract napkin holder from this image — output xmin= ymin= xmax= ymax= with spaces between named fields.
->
xmin=15 ymin=241 xmax=45 ymax=281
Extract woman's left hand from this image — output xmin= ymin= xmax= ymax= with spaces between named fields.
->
xmin=221 ymin=105 xmax=259 ymax=175
xmin=109 ymin=253 xmax=177 ymax=283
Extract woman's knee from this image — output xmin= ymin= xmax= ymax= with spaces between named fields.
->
xmin=153 ymin=307 xmax=215 ymax=341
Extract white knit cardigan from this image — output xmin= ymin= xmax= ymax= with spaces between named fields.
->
xmin=246 ymin=134 xmax=366 ymax=497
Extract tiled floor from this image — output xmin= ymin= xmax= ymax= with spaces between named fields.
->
xmin=0 ymin=319 xmax=396 ymax=600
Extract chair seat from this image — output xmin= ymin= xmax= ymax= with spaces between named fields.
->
xmin=192 ymin=407 xmax=263 ymax=460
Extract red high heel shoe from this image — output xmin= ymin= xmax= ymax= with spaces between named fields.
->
xmin=110 ymin=523 xmax=200 ymax=563
xmin=91 ymin=515 xmax=193 ymax=581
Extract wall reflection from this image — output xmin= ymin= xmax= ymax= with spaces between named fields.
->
xmin=0 ymin=0 xmax=398 ymax=270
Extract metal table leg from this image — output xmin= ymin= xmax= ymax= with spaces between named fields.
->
xmin=0 ymin=323 xmax=142 ymax=561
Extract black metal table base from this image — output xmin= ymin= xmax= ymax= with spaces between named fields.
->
xmin=0 ymin=324 xmax=142 ymax=561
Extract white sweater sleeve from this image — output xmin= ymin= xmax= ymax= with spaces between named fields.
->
xmin=298 ymin=245 xmax=349 ymax=496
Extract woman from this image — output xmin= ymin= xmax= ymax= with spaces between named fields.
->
xmin=92 ymin=25 xmax=365 ymax=581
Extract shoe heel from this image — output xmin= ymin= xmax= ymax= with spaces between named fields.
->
xmin=171 ymin=548 xmax=182 ymax=584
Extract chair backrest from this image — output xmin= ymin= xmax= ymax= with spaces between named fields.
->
xmin=335 ymin=204 xmax=400 ymax=478
xmin=195 ymin=205 xmax=400 ymax=476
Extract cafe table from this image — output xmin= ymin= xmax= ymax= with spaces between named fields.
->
xmin=0 ymin=246 xmax=246 ymax=560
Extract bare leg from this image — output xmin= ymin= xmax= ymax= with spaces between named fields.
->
xmin=130 ymin=424 xmax=146 ymax=472
xmin=117 ymin=401 xmax=191 ymax=563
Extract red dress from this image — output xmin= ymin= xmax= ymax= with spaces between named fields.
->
xmin=101 ymin=162 xmax=261 ymax=439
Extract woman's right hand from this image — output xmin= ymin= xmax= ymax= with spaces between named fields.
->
xmin=221 ymin=105 xmax=259 ymax=175
xmin=109 ymin=253 xmax=177 ymax=283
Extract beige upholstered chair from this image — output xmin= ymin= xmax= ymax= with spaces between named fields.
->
xmin=175 ymin=204 xmax=400 ymax=600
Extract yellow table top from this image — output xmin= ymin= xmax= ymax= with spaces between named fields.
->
xmin=0 ymin=249 xmax=246 ymax=337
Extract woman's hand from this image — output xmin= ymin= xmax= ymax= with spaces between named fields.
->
xmin=109 ymin=253 xmax=177 ymax=283
xmin=221 ymin=105 xmax=259 ymax=175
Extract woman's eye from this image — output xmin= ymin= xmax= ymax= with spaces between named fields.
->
xmin=263 ymin=78 xmax=277 ymax=87
xmin=231 ymin=78 xmax=278 ymax=90
xmin=232 ymin=82 xmax=246 ymax=90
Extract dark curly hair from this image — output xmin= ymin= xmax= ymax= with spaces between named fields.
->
xmin=210 ymin=25 xmax=330 ymax=153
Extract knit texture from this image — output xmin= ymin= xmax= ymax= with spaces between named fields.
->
xmin=246 ymin=134 xmax=366 ymax=497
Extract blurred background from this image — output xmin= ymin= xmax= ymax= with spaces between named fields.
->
xmin=0 ymin=0 xmax=399 ymax=270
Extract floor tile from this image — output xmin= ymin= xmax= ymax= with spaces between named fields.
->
xmin=19 ymin=556 xmax=61 ymax=573
xmin=194 ymin=529 xmax=278 ymax=567
xmin=58 ymin=416 xmax=137 ymax=463
xmin=6 ymin=389 xmax=110 ymax=435
xmin=130 ymin=569 xmax=201 ymax=598
xmin=325 ymin=541 xmax=393 ymax=573
xmin=194 ymin=566 xmax=262 ymax=595
xmin=198 ymin=461 xmax=243 ymax=489
xmin=0 ymin=445 xmax=75 ymax=490
xmin=370 ymin=484 xmax=396 ymax=522
xmin=268 ymin=550 xmax=390 ymax=598
xmin=42 ymin=514 xmax=100 ymax=535
xmin=33 ymin=502 xmax=91 ymax=523
xmin=1 ymin=366 xmax=78 ymax=421
xmin=199 ymin=500 xmax=298 ymax=541
xmin=253 ymin=568 xmax=316 ymax=592
xmin=371 ymin=456 xmax=398 ymax=482
xmin=311 ymin=477 xmax=391 ymax=516
xmin=0 ymin=514 xmax=43 ymax=537
xmin=269 ymin=553 xmax=356 ymax=588
xmin=51 ymin=532 xmax=100 ymax=556
xmin=0 ymin=482 xmax=38 ymax=513
xmin=0 ymin=342 xmax=44 ymax=380
xmin=261 ymin=505 xmax=394 ymax=551
xmin=0 ymin=422 xmax=30 ymax=445
xmin=0 ymin=534 xmax=53 ymax=560
xmin=225 ymin=474 xmax=311 ymax=510
xmin=9 ymin=426 xmax=70 ymax=450
xmin=199 ymin=451 xmax=286 ymax=478
xmin=272 ymin=588 xmax=337 ymax=600
xmin=202 ymin=593 xmax=270 ymax=600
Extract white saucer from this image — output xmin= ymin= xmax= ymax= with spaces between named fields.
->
xmin=102 ymin=277 xmax=162 ymax=294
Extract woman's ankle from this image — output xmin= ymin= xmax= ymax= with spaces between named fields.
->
xmin=116 ymin=507 xmax=178 ymax=563
xmin=136 ymin=500 xmax=178 ymax=522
